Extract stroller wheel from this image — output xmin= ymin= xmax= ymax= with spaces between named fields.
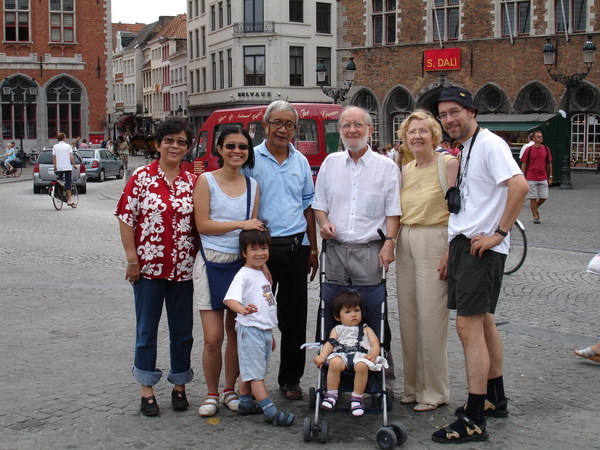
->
xmin=389 ymin=422 xmax=408 ymax=446
xmin=309 ymin=387 xmax=316 ymax=409
xmin=303 ymin=417 xmax=312 ymax=442
xmin=320 ymin=419 xmax=329 ymax=444
xmin=376 ymin=427 xmax=397 ymax=450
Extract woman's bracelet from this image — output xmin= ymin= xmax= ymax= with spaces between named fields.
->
xmin=127 ymin=261 xmax=139 ymax=266
xmin=310 ymin=250 xmax=319 ymax=255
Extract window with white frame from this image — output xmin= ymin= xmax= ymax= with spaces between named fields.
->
xmin=244 ymin=46 xmax=266 ymax=86
xmin=290 ymin=46 xmax=304 ymax=86
xmin=4 ymin=0 xmax=30 ymax=42
xmin=50 ymin=0 xmax=74 ymax=42
xmin=555 ymin=0 xmax=586 ymax=33
xmin=501 ymin=0 xmax=531 ymax=36
xmin=433 ymin=0 xmax=460 ymax=41
xmin=290 ymin=0 xmax=303 ymax=22
xmin=316 ymin=2 xmax=331 ymax=34
xmin=372 ymin=0 xmax=397 ymax=45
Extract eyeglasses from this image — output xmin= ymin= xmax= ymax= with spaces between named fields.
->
xmin=224 ymin=143 xmax=250 ymax=150
xmin=162 ymin=137 xmax=189 ymax=147
xmin=406 ymin=128 xmax=431 ymax=137
xmin=437 ymin=108 xmax=464 ymax=122
xmin=341 ymin=122 xmax=366 ymax=130
xmin=266 ymin=120 xmax=296 ymax=130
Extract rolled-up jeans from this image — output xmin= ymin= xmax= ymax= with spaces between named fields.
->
xmin=132 ymin=277 xmax=194 ymax=387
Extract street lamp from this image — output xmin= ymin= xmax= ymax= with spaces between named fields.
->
xmin=316 ymin=57 xmax=357 ymax=104
xmin=1 ymin=77 xmax=38 ymax=159
xmin=543 ymin=35 xmax=596 ymax=189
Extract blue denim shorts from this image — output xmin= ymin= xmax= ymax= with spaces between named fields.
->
xmin=237 ymin=324 xmax=272 ymax=382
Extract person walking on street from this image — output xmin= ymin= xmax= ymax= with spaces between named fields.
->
xmin=432 ymin=86 xmax=529 ymax=444
xmin=520 ymin=130 xmax=552 ymax=224
xmin=243 ymin=100 xmax=319 ymax=401
xmin=53 ymin=133 xmax=78 ymax=206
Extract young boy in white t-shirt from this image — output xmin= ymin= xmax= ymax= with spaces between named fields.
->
xmin=224 ymin=228 xmax=295 ymax=426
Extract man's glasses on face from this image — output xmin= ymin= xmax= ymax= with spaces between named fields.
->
xmin=341 ymin=122 xmax=365 ymax=130
xmin=162 ymin=137 xmax=189 ymax=147
xmin=436 ymin=107 xmax=464 ymax=122
xmin=266 ymin=120 xmax=296 ymax=130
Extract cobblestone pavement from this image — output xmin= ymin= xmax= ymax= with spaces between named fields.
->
xmin=1 ymin=159 xmax=599 ymax=449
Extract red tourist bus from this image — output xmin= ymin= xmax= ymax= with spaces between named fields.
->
xmin=182 ymin=103 xmax=343 ymax=178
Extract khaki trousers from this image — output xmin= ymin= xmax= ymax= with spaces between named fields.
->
xmin=396 ymin=225 xmax=450 ymax=405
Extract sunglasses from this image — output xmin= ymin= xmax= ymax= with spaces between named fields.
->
xmin=224 ymin=143 xmax=250 ymax=150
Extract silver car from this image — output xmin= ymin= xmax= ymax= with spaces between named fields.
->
xmin=33 ymin=149 xmax=87 ymax=194
xmin=79 ymin=149 xmax=124 ymax=182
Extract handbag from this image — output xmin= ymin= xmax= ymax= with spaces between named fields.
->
xmin=587 ymin=253 xmax=600 ymax=276
xmin=201 ymin=176 xmax=252 ymax=311
xmin=445 ymin=127 xmax=480 ymax=214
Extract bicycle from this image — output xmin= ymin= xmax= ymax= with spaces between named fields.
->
xmin=0 ymin=159 xmax=23 ymax=178
xmin=504 ymin=219 xmax=527 ymax=275
xmin=49 ymin=172 xmax=79 ymax=210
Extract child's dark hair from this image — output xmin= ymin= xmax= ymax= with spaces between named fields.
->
xmin=239 ymin=227 xmax=271 ymax=253
xmin=331 ymin=290 xmax=364 ymax=319
xmin=216 ymin=126 xmax=255 ymax=169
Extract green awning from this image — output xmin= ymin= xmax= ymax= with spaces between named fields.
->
xmin=477 ymin=113 xmax=558 ymax=132
xmin=480 ymin=122 xmax=533 ymax=131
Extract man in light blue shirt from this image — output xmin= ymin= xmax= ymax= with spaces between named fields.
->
xmin=244 ymin=100 xmax=318 ymax=401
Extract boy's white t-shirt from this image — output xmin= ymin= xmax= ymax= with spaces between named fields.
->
xmin=224 ymin=266 xmax=277 ymax=330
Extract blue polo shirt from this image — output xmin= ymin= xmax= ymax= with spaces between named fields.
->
xmin=244 ymin=140 xmax=314 ymax=244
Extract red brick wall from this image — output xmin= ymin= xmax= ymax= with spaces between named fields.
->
xmin=340 ymin=0 xmax=600 ymax=110
xmin=0 ymin=0 xmax=109 ymax=141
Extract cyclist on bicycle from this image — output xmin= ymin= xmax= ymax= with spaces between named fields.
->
xmin=2 ymin=142 xmax=17 ymax=174
xmin=53 ymin=133 xmax=78 ymax=206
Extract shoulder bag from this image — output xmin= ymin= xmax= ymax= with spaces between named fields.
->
xmin=201 ymin=176 xmax=251 ymax=311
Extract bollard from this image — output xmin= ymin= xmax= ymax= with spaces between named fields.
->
xmin=560 ymin=154 xmax=572 ymax=189
xmin=125 ymin=168 xmax=134 ymax=184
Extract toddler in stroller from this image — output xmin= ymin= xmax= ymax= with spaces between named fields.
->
xmin=313 ymin=290 xmax=388 ymax=417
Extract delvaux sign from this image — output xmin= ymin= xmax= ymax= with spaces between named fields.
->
xmin=424 ymin=48 xmax=461 ymax=71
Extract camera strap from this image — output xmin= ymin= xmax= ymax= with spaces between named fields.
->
xmin=456 ymin=126 xmax=480 ymax=191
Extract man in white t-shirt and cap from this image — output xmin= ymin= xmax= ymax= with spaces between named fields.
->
xmin=432 ymin=86 xmax=528 ymax=444
xmin=52 ymin=133 xmax=78 ymax=205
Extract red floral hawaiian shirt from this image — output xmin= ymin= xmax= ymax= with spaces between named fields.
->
xmin=115 ymin=160 xmax=198 ymax=281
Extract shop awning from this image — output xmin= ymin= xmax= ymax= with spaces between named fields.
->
xmin=116 ymin=114 xmax=134 ymax=127
xmin=477 ymin=114 xmax=558 ymax=132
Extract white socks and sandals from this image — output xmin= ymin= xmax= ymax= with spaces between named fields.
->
xmin=320 ymin=390 xmax=365 ymax=417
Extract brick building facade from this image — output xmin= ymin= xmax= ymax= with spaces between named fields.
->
xmin=339 ymin=0 xmax=600 ymax=164
xmin=1 ymin=0 xmax=111 ymax=149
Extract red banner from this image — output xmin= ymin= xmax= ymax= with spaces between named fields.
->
xmin=424 ymin=48 xmax=461 ymax=71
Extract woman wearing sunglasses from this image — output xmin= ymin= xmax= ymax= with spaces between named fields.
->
xmin=193 ymin=126 xmax=266 ymax=417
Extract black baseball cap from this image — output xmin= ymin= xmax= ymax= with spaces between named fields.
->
xmin=437 ymin=86 xmax=478 ymax=114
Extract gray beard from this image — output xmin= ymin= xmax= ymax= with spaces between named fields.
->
xmin=342 ymin=136 xmax=370 ymax=153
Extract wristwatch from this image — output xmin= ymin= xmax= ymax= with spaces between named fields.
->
xmin=386 ymin=236 xmax=397 ymax=245
xmin=495 ymin=227 xmax=508 ymax=238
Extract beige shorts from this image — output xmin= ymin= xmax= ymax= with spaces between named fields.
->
xmin=526 ymin=180 xmax=549 ymax=200
xmin=193 ymin=248 xmax=241 ymax=311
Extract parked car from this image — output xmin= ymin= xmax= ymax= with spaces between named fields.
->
xmin=79 ymin=148 xmax=124 ymax=182
xmin=33 ymin=148 xmax=87 ymax=194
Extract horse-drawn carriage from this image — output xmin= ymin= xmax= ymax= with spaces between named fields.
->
xmin=129 ymin=135 xmax=157 ymax=159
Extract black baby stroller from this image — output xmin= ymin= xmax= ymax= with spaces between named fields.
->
xmin=303 ymin=240 xmax=407 ymax=449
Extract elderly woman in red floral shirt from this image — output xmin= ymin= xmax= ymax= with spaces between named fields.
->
xmin=115 ymin=117 xmax=197 ymax=417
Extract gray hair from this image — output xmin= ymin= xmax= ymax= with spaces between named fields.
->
xmin=264 ymin=100 xmax=298 ymax=123
xmin=338 ymin=106 xmax=373 ymax=128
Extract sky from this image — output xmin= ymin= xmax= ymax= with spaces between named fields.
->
xmin=112 ymin=0 xmax=186 ymax=25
